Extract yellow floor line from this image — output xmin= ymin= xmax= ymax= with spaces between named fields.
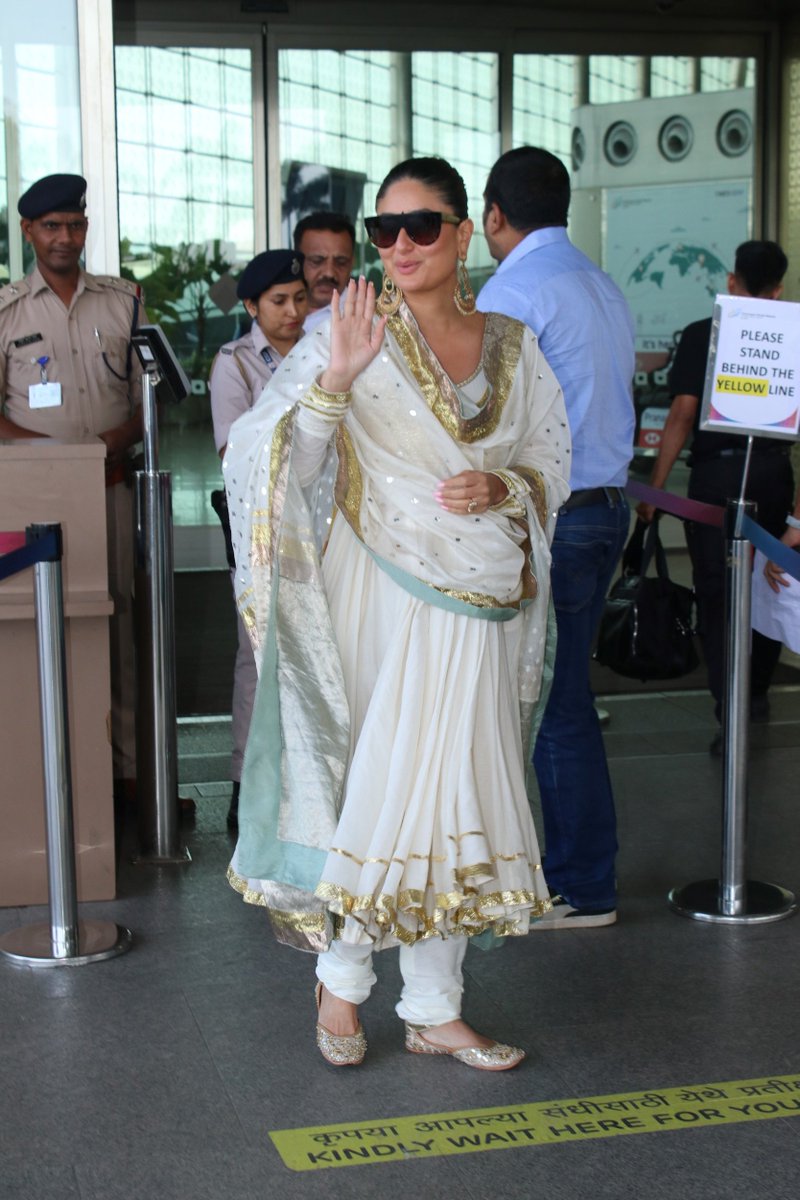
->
xmin=270 ymin=1073 xmax=800 ymax=1172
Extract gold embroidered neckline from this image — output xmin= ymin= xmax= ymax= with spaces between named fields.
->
xmin=386 ymin=304 xmax=522 ymax=444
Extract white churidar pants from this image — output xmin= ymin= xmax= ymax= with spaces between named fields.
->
xmin=316 ymin=935 xmax=468 ymax=1025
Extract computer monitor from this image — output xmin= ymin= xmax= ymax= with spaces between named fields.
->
xmin=131 ymin=325 xmax=191 ymax=405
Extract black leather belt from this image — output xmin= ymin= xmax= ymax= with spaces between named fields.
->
xmin=560 ymin=486 xmax=627 ymax=513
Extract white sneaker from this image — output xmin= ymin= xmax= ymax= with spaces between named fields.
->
xmin=533 ymin=898 xmax=617 ymax=929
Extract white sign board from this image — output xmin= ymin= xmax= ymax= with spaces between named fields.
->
xmin=700 ymin=294 xmax=800 ymax=441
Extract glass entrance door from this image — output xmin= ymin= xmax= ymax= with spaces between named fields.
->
xmin=113 ymin=37 xmax=263 ymax=561
xmin=1 ymin=1 xmax=82 ymax=283
xmin=110 ymin=24 xmax=759 ymax=561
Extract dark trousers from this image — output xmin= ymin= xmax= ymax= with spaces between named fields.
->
xmin=685 ymin=453 xmax=794 ymax=715
xmin=532 ymin=494 xmax=630 ymax=910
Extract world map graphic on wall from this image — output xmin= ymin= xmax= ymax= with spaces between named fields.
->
xmin=607 ymin=181 xmax=750 ymax=355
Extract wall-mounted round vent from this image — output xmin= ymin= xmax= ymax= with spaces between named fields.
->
xmin=603 ymin=121 xmax=638 ymax=167
xmin=571 ymin=126 xmax=586 ymax=172
xmin=716 ymin=109 xmax=752 ymax=158
xmin=658 ymin=115 xmax=694 ymax=162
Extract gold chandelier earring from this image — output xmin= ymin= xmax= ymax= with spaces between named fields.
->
xmin=376 ymin=273 xmax=403 ymax=316
xmin=454 ymin=258 xmax=476 ymax=315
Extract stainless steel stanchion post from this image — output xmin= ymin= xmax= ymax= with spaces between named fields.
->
xmin=133 ymin=370 xmax=190 ymax=865
xmin=0 ymin=524 xmax=133 ymax=967
xmin=669 ymin=497 xmax=796 ymax=924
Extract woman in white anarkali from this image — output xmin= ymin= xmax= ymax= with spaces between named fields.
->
xmin=224 ymin=157 xmax=571 ymax=1071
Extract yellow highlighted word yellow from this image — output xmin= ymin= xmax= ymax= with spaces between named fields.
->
xmin=715 ymin=374 xmax=769 ymax=396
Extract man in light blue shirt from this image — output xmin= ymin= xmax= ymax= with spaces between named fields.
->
xmin=479 ymin=146 xmax=635 ymax=928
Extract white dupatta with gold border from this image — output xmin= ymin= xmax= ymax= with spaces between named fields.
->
xmin=223 ymin=305 xmax=570 ymax=951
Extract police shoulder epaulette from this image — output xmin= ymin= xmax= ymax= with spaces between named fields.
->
xmin=98 ymin=275 xmax=144 ymax=301
xmin=0 ymin=278 xmax=31 ymax=307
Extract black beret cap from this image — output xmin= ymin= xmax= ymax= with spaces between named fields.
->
xmin=236 ymin=250 xmax=305 ymax=301
xmin=18 ymin=174 xmax=87 ymax=220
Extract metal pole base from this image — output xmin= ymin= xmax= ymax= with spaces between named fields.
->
xmin=0 ymin=920 xmax=133 ymax=968
xmin=669 ymin=879 xmax=797 ymax=925
xmin=132 ymin=846 xmax=192 ymax=867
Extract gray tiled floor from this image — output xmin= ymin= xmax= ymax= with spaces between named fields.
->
xmin=2 ymin=691 xmax=800 ymax=1199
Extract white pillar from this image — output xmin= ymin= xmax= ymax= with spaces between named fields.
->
xmin=77 ymin=0 xmax=120 ymax=275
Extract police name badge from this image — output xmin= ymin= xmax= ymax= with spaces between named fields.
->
xmin=28 ymin=354 xmax=62 ymax=407
xmin=29 ymin=382 xmax=63 ymax=408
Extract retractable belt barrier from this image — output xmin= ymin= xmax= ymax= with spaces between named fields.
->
xmin=133 ymin=368 xmax=190 ymax=866
xmin=0 ymin=524 xmax=133 ymax=967
xmin=625 ymin=479 xmax=800 ymax=584
xmin=622 ymin=478 xmax=797 ymax=925
xmin=0 ymin=528 xmax=60 ymax=581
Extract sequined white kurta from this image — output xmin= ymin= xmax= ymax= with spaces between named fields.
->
xmin=224 ymin=305 xmax=571 ymax=951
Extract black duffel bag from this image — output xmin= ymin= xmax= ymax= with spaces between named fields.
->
xmin=594 ymin=518 xmax=698 ymax=681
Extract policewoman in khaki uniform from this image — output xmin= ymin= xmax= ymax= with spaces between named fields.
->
xmin=209 ymin=249 xmax=307 ymax=829
xmin=0 ymin=173 xmax=145 ymax=794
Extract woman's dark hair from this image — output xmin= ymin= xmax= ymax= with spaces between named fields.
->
xmin=483 ymin=147 xmax=570 ymax=230
xmin=376 ymin=157 xmax=469 ymax=219
xmin=733 ymin=240 xmax=788 ymax=297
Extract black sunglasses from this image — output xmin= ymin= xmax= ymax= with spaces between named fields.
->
xmin=364 ymin=210 xmax=462 ymax=249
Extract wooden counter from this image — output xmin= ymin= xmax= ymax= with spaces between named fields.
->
xmin=0 ymin=438 xmax=116 ymax=905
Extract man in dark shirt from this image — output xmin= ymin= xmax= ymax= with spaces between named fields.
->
xmin=638 ymin=241 xmax=793 ymax=749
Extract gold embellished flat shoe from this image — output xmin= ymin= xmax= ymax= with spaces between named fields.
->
xmin=405 ymin=1022 xmax=525 ymax=1071
xmin=315 ymin=983 xmax=367 ymax=1067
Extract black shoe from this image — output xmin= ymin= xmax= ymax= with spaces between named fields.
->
xmin=179 ymin=795 xmax=196 ymax=822
xmin=227 ymin=781 xmax=239 ymax=831
xmin=710 ymin=699 xmax=769 ymax=757
xmin=532 ymin=897 xmax=617 ymax=929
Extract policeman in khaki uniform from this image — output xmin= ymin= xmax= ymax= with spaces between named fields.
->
xmin=0 ymin=174 xmax=145 ymax=797
xmin=209 ymin=249 xmax=307 ymax=829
